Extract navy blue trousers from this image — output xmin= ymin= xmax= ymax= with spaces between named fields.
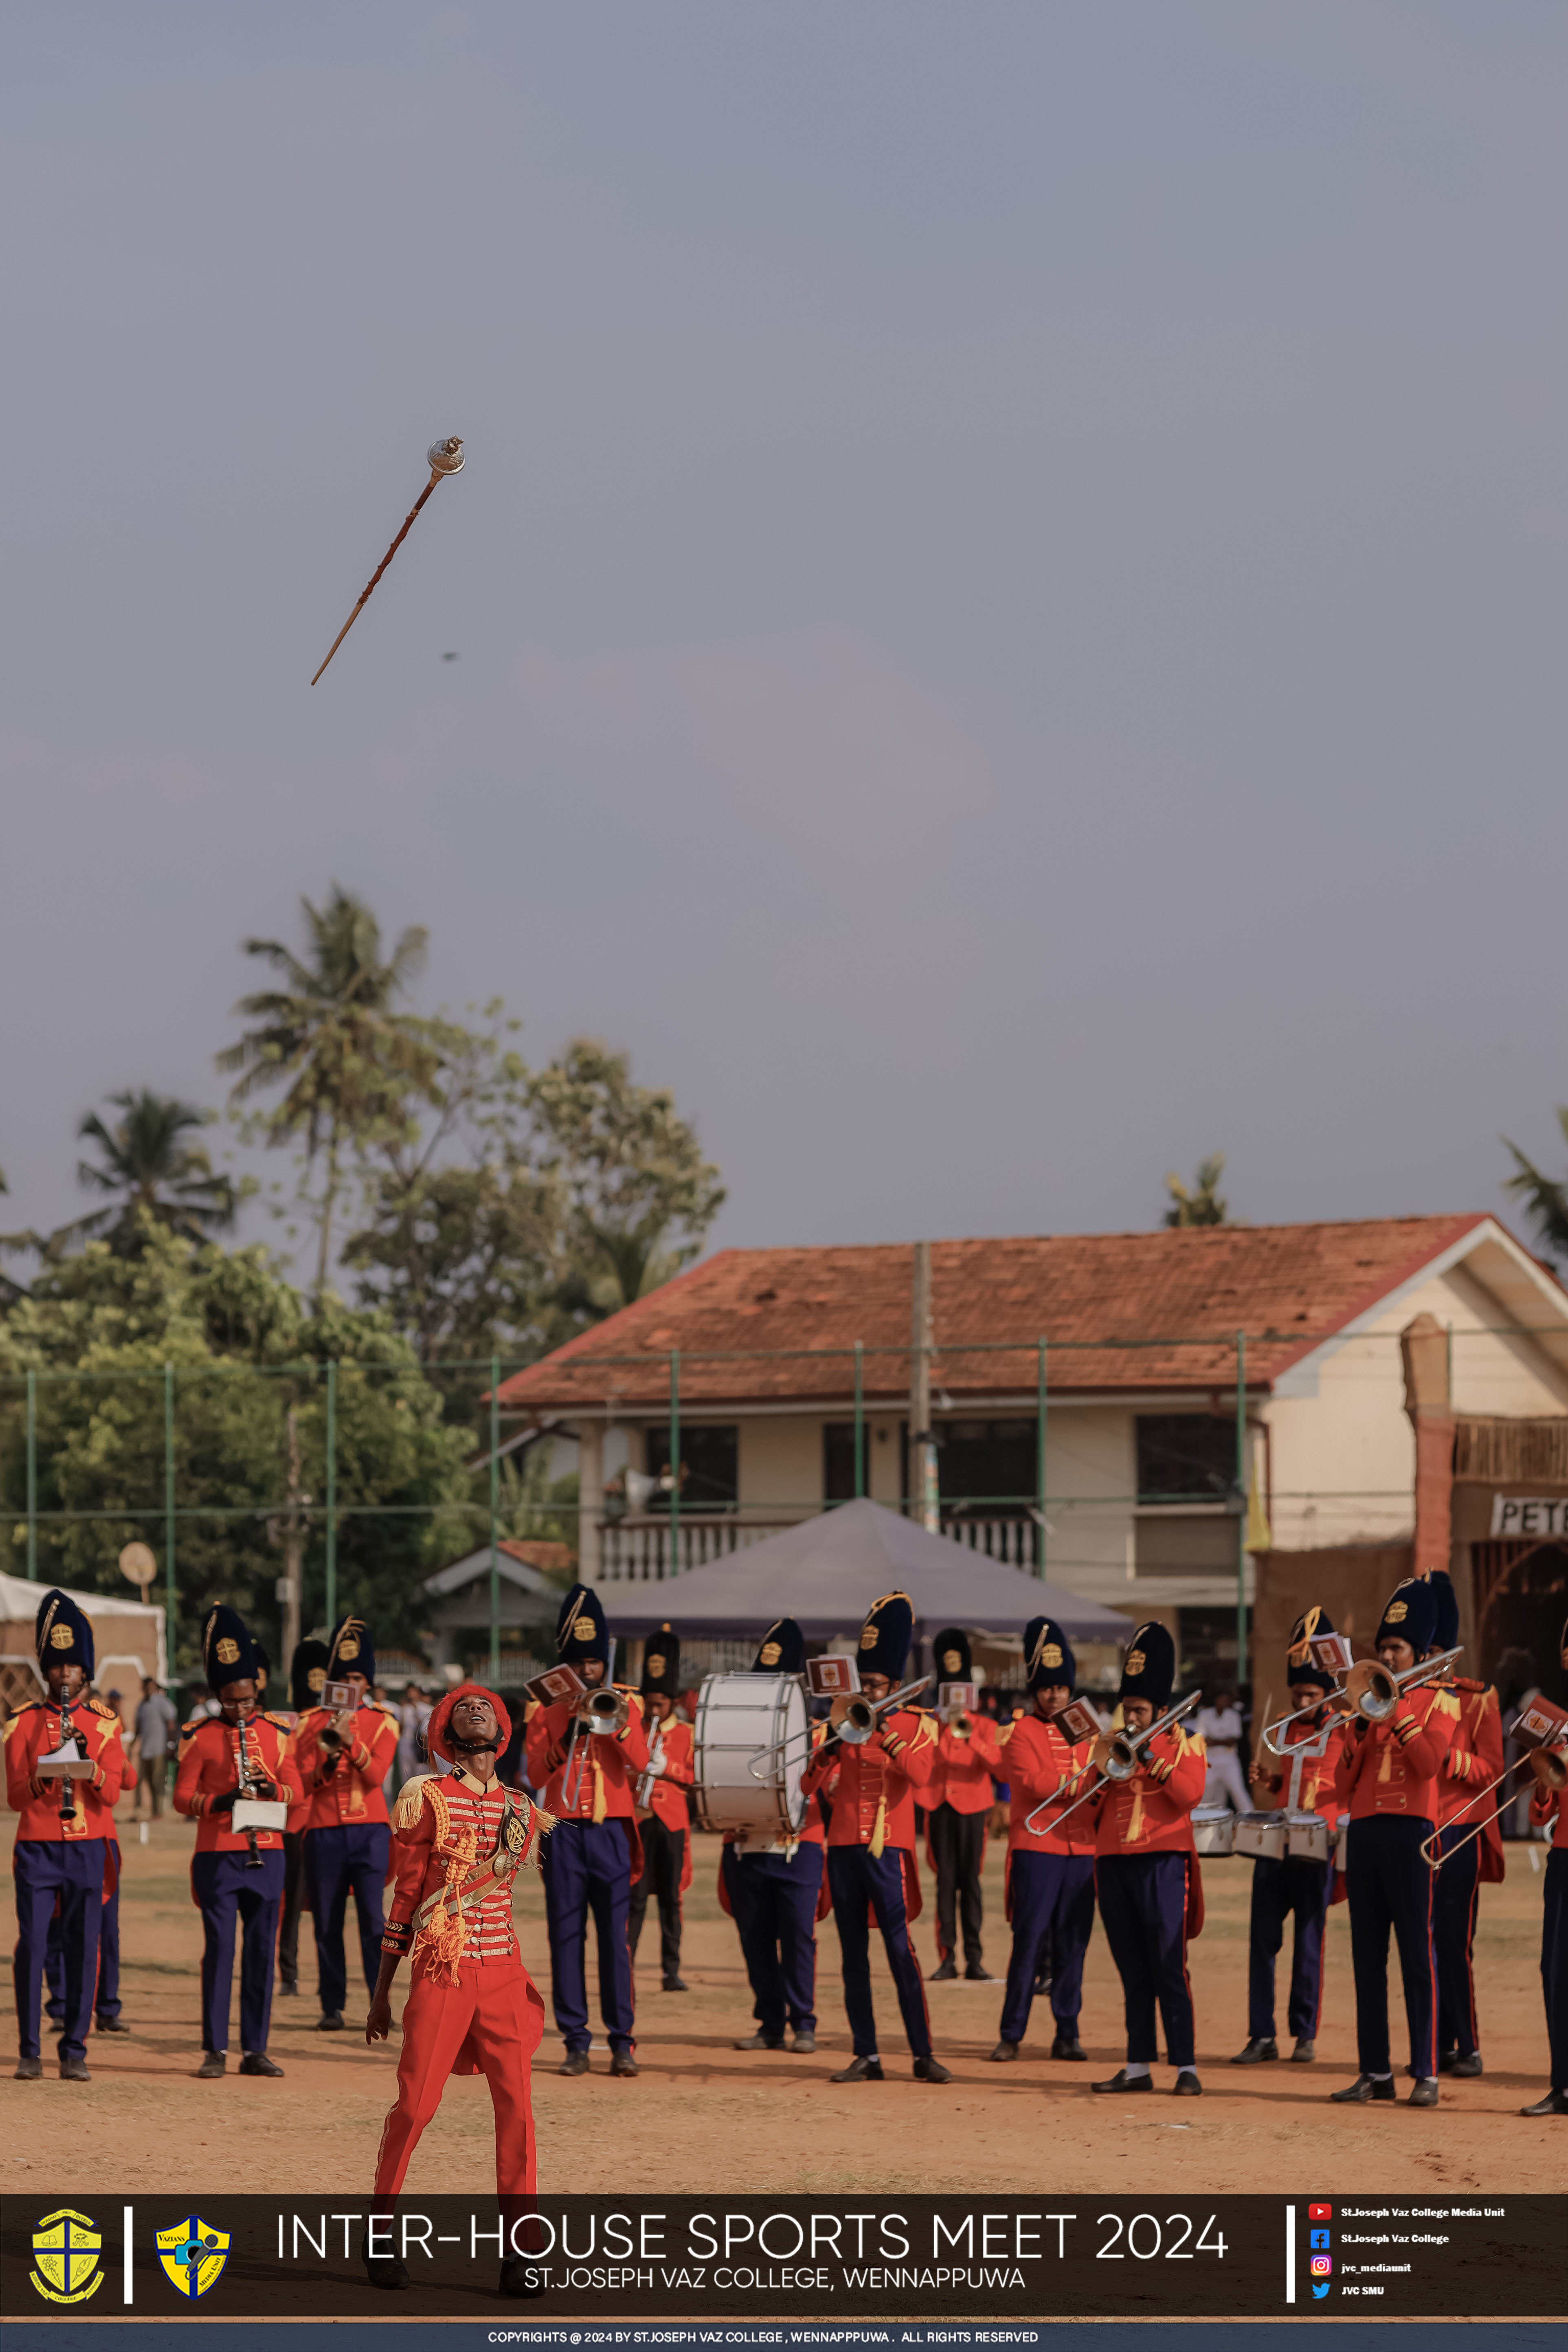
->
xmin=1246 ymin=1854 xmax=1332 ymax=2042
xmin=541 ymin=1819 xmax=635 ymax=2053
xmin=627 ymin=1816 xmax=686 ymax=1983
xmin=46 ymin=1871 xmax=120 ymax=2023
xmin=1433 ymin=1824 xmax=1482 ymax=2060
xmin=723 ymin=1842 xmax=823 ymax=2038
xmin=13 ymin=1838 xmax=104 ymax=2060
xmin=1345 ymin=1814 xmax=1438 ymax=2079
xmin=1096 ymin=1852 xmax=1195 ymax=2069
xmin=1543 ymin=1847 xmax=1567 ymax=2093
xmin=999 ymin=1851 xmax=1096 ymax=2045
xmin=192 ymin=1848 xmax=285 ymax=2054
xmin=305 ymin=1821 xmax=389 ymax=2017
xmin=826 ymin=1845 xmax=933 ymax=2063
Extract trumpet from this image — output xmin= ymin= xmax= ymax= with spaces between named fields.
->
xmin=1418 ymin=1726 xmax=1568 ymax=1869
xmin=560 ymin=1687 xmax=630 ymax=1810
xmin=1339 ymin=1647 xmax=1463 ymax=1726
xmin=944 ymin=1705 xmax=975 ymax=1737
xmin=826 ymin=1675 xmax=932 ymax=1747
xmin=1025 ymin=1691 xmax=1200 ymax=1836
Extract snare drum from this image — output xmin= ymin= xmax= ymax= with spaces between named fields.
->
xmin=1234 ymin=1810 xmax=1287 ymax=1861
xmin=1191 ymin=1803 xmax=1235 ymax=1857
xmin=1286 ymin=1808 xmax=1331 ymax=1864
xmin=692 ymin=1671 xmax=806 ymax=1840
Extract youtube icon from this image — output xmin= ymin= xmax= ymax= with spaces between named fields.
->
xmin=1309 ymin=2205 xmax=1332 ymax=2221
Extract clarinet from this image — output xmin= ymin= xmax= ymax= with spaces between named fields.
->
xmin=55 ymin=1704 xmax=79 ymax=1826
xmin=234 ymin=1711 xmax=265 ymax=1870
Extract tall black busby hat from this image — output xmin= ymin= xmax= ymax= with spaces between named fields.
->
xmin=1117 ymin=1620 xmax=1175 ymax=1709
xmin=1427 ymin=1570 xmax=1460 ymax=1656
xmin=856 ymin=1591 xmax=914 ymax=1684
xmin=325 ymin=1614 xmax=376 ymax=1688
xmin=290 ymin=1638 xmax=330 ymax=1713
xmin=1375 ymin=1577 xmax=1437 ymax=1657
xmin=203 ymin=1604 xmax=259 ymax=1695
xmin=751 ymin=1616 xmax=805 ymax=1676
xmin=35 ymin=1588 xmax=94 ymax=1678
xmin=1025 ymin=1615 xmax=1076 ymax=1694
xmin=1286 ymin=1603 xmax=1341 ymax=1694
xmin=932 ymin=1627 xmax=972 ymax=1683
xmin=556 ymin=1583 xmax=609 ymax=1669
xmin=642 ymin=1623 xmax=680 ymax=1700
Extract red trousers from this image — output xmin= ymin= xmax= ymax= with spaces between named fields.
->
xmin=374 ymin=1951 xmax=544 ymax=2196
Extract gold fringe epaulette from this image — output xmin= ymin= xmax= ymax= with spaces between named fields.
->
xmin=393 ymin=1773 xmax=438 ymax=1832
xmin=1432 ymin=1689 xmax=1461 ymax=1720
xmin=912 ymin=1713 xmax=937 ymax=1746
xmin=89 ymin=1697 xmax=121 ymax=1720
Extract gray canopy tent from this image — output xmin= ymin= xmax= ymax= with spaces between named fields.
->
xmin=604 ymin=1499 xmax=1131 ymax=1646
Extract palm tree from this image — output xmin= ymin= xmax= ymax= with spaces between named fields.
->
xmin=218 ymin=885 xmax=435 ymax=1291
xmin=1164 ymin=1153 xmax=1230 ymax=1229
xmin=42 ymin=1090 xmax=237 ymax=1257
xmin=1503 ymin=1112 xmax=1568 ymax=1268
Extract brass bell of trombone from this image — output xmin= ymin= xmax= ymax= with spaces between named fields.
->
xmin=1342 ymin=1647 xmax=1462 ymax=1725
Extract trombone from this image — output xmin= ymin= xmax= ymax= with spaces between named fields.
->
xmin=1263 ymin=1647 xmax=1464 ymax=1754
xmin=745 ymin=1674 xmax=933 ymax=1779
xmin=560 ymin=1687 xmax=630 ymax=1810
xmin=1418 ymin=1727 xmax=1568 ymax=1869
xmin=1025 ymin=1691 xmax=1200 ymax=1836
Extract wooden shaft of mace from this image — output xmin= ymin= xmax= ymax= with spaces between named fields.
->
xmin=311 ymin=468 xmax=445 ymax=685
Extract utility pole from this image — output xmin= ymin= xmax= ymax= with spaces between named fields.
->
xmin=279 ymin=1403 xmax=304 ymax=1667
xmin=909 ymin=1242 xmax=940 ymax=1532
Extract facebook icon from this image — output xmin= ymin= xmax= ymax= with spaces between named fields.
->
xmin=1311 ymin=2230 xmax=1331 ymax=2249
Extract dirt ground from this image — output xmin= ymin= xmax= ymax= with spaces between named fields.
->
xmin=2 ymin=1806 xmax=1560 ymax=2197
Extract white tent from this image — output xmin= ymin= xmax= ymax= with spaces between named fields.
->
xmin=0 ymin=1570 xmax=167 ymax=1711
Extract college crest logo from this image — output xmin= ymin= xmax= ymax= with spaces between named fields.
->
xmin=31 ymin=2209 xmax=104 ymax=2304
xmin=156 ymin=2216 xmax=231 ymax=2298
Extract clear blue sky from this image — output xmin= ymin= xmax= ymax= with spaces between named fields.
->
xmin=2 ymin=3 xmax=1564 ymax=1261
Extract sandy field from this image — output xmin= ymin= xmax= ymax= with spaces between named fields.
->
xmin=2 ymin=1805 xmax=1559 ymax=2197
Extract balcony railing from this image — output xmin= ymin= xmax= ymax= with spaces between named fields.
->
xmin=596 ymin=1510 xmax=1040 ymax=1581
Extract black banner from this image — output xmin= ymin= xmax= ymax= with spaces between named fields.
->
xmin=4 ymin=2195 xmax=1563 ymax=2322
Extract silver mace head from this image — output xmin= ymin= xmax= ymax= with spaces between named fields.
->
xmin=428 ymin=437 xmax=465 ymax=476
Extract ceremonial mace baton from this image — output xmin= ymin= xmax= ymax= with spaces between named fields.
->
xmin=311 ymin=437 xmax=465 ymax=684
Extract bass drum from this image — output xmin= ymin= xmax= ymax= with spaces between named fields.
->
xmin=692 ymin=1671 xmax=806 ymax=1840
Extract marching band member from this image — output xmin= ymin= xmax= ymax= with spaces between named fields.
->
xmin=628 ymin=1624 xmax=695 ymax=1992
xmin=292 ymin=1617 xmax=400 ymax=2031
xmin=524 ymin=1584 xmax=649 ymax=2077
xmin=981 ymin=1615 xmax=1096 ymax=2063
xmin=278 ymin=1638 xmax=328 ymax=2000
xmin=1232 ymin=1606 xmax=1346 ymax=2067
xmin=803 ymin=1591 xmax=951 ymax=2083
xmin=725 ymin=1617 xmax=830 ymax=2056
xmin=173 ymin=1604 xmax=299 ymax=2079
xmin=1426 ymin=1569 xmax=1504 ymax=2080
xmin=925 ymin=1627 xmax=994 ymax=1983
xmin=1087 ymin=1621 xmax=1207 ymax=2098
xmin=6 ymin=1590 xmax=127 ymax=2082
xmin=1521 ymin=1613 xmax=1568 ymax=2118
xmin=368 ymin=1682 xmax=549 ymax=2266
xmin=1329 ymin=1576 xmax=1458 ymax=2108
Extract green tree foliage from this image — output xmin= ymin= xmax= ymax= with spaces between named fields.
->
xmin=9 ymin=1090 xmax=237 ymax=1263
xmin=1164 ymin=1153 xmax=1230 ymax=1229
xmin=1502 ymin=1110 xmax=1568 ymax=1268
xmin=0 ymin=1217 xmax=470 ymax=1676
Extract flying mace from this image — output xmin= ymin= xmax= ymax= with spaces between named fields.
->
xmin=310 ymin=438 xmax=465 ymax=684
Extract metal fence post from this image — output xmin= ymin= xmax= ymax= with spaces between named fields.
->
xmin=25 ymin=1368 xmax=37 ymax=1580
xmin=1235 ymin=1329 xmax=1248 ymax=1687
xmin=668 ymin=1349 xmax=680 ymax=1577
xmin=853 ymin=1341 xmax=865 ymax=1500
xmin=489 ymin=1354 xmax=501 ymax=1678
xmin=163 ymin=1363 xmax=176 ymax=1667
xmin=1036 ymin=1337 xmax=1048 ymax=1578
xmin=325 ymin=1359 xmax=338 ymax=1632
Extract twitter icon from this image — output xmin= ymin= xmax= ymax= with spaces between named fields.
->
xmin=1313 ymin=2285 xmax=1331 ymax=2301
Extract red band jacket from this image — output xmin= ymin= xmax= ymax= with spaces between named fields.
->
xmin=1332 ymin=1684 xmax=1458 ymax=1824
xmin=802 ymin=1706 xmax=938 ymax=1858
xmin=525 ymin=1690 xmax=650 ymax=1824
xmin=1090 ymin=1725 xmax=1208 ymax=1858
xmin=1436 ymin=1678 xmax=1505 ymax=1883
xmin=926 ymin=1716 xmax=1002 ymax=1816
xmin=291 ymin=1702 xmax=400 ymax=1830
xmin=4 ymin=1697 xmax=126 ymax=1842
xmin=972 ymin=1711 xmax=1098 ymax=1858
xmin=1254 ymin=1711 xmax=1346 ymax=1824
xmin=173 ymin=1711 xmax=301 ymax=1855
xmin=638 ymin=1713 xmax=694 ymax=1835
xmin=1530 ymin=1773 xmax=1568 ymax=1850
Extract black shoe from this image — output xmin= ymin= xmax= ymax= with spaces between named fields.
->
xmin=1450 ymin=2052 xmax=1483 ymax=2079
xmin=1173 ymin=2070 xmax=1203 ymax=2097
xmin=316 ymin=2011 xmax=345 ymax=2032
xmin=96 ymin=2016 xmax=131 ymax=2034
xmin=280 ymin=1978 xmax=299 ymax=1997
xmin=59 ymin=2054 xmax=92 ymax=2082
xmin=1231 ymin=2037 xmax=1278 ymax=2066
xmin=1520 ymin=2088 xmax=1568 ymax=2115
xmin=929 ymin=1959 xmax=958 ymax=1982
xmin=1033 ymin=1976 xmax=1052 ymax=1999
xmin=963 ymin=1963 xmax=995 ymax=1982
xmin=558 ymin=2049 xmax=591 ymax=2075
xmin=914 ymin=2056 xmax=953 ymax=2082
xmin=1291 ymin=2038 xmax=1317 ymax=2063
xmin=1330 ymin=2074 xmax=1395 ymax=2103
xmin=1091 ymin=2069 xmax=1153 ymax=2094
xmin=790 ymin=2031 xmax=817 ymax=2053
xmin=499 ymin=2256 xmax=546 ymax=2299
xmin=663 ymin=1975 xmax=689 ymax=1992
xmin=1051 ymin=2032 xmax=1086 ymax=2061
xmin=240 ymin=2051 xmax=283 ymax=2077
xmin=361 ymin=2231 xmax=409 ymax=2292
xmin=610 ymin=2049 xmax=639 ymax=2077
xmin=733 ymin=2032 xmax=786 ymax=2051
xmin=14 ymin=2055 xmax=42 ymax=2080
xmin=1408 ymin=2077 xmax=1439 ymax=2108
xmin=830 ymin=2056 xmax=885 ymax=2082
xmin=197 ymin=2051 xmax=226 ymax=2079
xmin=989 ymin=2039 xmax=1020 ymax=2062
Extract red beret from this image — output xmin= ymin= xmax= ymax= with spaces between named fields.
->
xmin=426 ymin=1681 xmax=512 ymax=1767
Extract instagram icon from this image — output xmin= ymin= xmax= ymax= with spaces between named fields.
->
xmin=1311 ymin=2257 xmax=1333 ymax=2277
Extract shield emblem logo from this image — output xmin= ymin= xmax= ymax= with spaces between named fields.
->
xmin=30 ymin=2209 xmax=103 ymax=2304
xmin=156 ymin=2216 xmax=231 ymax=2299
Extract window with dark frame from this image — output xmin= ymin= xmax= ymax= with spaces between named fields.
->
xmin=641 ymin=1423 xmax=739 ymax=1513
xmin=1135 ymin=1414 xmax=1237 ymax=1504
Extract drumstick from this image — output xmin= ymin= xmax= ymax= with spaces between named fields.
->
xmin=311 ymin=439 xmax=464 ymax=685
